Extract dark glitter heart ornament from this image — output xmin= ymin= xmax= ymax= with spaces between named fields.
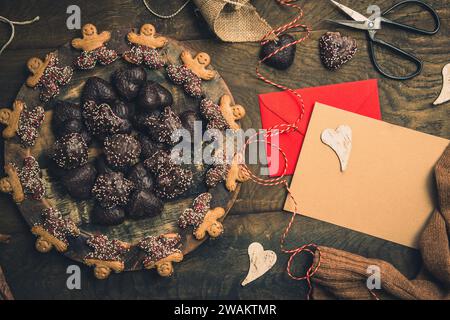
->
xmin=260 ymin=34 xmax=296 ymax=70
xmin=319 ymin=32 xmax=357 ymax=70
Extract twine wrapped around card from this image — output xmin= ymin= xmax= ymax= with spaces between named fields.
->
xmin=193 ymin=0 xmax=276 ymax=42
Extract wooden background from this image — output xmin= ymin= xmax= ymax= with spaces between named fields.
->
xmin=0 ymin=0 xmax=448 ymax=299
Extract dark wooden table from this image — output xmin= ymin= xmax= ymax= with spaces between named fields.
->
xmin=0 ymin=0 xmax=448 ymax=299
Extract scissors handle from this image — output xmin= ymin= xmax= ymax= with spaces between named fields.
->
xmin=368 ymin=36 xmax=423 ymax=80
xmin=381 ymin=0 xmax=440 ymax=35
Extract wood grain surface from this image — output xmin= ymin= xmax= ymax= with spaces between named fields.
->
xmin=0 ymin=0 xmax=448 ymax=299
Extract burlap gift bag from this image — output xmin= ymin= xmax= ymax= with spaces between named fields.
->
xmin=193 ymin=0 xmax=276 ymax=42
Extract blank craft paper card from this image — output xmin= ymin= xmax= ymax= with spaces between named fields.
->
xmin=284 ymin=103 xmax=449 ymax=248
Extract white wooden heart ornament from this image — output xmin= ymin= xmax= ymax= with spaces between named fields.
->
xmin=434 ymin=63 xmax=450 ymax=105
xmin=321 ymin=125 xmax=352 ymax=172
xmin=241 ymin=242 xmax=277 ymax=286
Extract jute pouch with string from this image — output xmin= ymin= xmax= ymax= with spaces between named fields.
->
xmin=193 ymin=0 xmax=276 ymax=42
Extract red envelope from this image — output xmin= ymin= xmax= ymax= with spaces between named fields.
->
xmin=259 ymin=79 xmax=381 ymax=176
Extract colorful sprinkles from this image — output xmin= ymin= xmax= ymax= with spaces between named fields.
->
xmin=138 ymin=234 xmax=182 ymax=265
xmin=36 ymin=207 xmax=79 ymax=245
xmin=85 ymin=234 xmax=129 ymax=262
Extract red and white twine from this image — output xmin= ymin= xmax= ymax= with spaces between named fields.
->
xmin=239 ymin=1 xmax=381 ymax=300
xmin=236 ymin=0 xmax=320 ymax=299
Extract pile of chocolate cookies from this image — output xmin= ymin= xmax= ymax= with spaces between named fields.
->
xmin=50 ymin=65 xmax=196 ymax=226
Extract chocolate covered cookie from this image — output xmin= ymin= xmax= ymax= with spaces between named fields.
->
xmin=260 ymin=34 xmax=296 ymax=70
xmin=137 ymin=81 xmax=173 ymax=113
xmin=104 ymin=134 xmax=141 ymax=170
xmin=61 ymin=163 xmax=97 ymax=199
xmin=144 ymin=107 xmax=182 ymax=146
xmin=144 ymin=150 xmax=193 ymax=199
xmin=81 ymin=76 xmax=117 ymax=104
xmin=92 ymin=172 xmax=134 ymax=209
xmin=51 ymin=133 xmax=88 ymax=169
xmin=127 ymin=163 xmax=154 ymax=191
xmin=82 ymin=100 xmax=124 ymax=137
xmin=111 ymin=66 xmax=147 ymax=101
xmin=319 ymin=32 xmax=357 ymax=70
xmin=90 ymin=204 xmax=125 ymax=226
xmin=127 ymin=189 xmax=163 ymax=219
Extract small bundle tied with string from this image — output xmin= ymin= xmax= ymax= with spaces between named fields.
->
xmin=193 ymin=0 xmax=276 ymax=42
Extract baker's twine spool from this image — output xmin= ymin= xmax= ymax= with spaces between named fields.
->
xmin=0 ymin=16 xmax=40 ymax=57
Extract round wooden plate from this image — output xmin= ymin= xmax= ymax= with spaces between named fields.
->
xmin=4 ymin=28 xmax=241 ymax=271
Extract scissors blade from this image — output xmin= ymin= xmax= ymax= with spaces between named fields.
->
xmin=330 ymin=0 xmax=369 ymax=22
xmin=326 ymin=19 xmax=371 ymax=31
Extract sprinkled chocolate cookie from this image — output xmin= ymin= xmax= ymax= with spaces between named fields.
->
xmin=154 ymin=166 xmax=193 ymax=200
xmin=51 ymin=133 xmax=88 ymax=170
xmin=103 ymin=134 xmax=141 ymax=170
xmin=319 ymin=32 xmax=357 ymax=71
xmin=200 ymin=97 xmax=229 ymax=131
xmin=16 ymin=156 xmax=45 ymax=201
xmin=92 ymin=172 xmax=134 ymax=208
xmin=206 ymin=164 xmax=228 ymax=188
xmin=26 ymin=53 xmax=73 ymax=102
xmin=144 ymin=150 xmax=193 ymax=199
xmin=123 ymin=24 xmax=167 ymax=69
xmin=144 ymin=107 xmax=183 ymax=146
xmin=85 ymin=234 xmax=129 ymax=262
xmin=72 ymin=24 xmax=118 ymax=70
xmin=16 ymin=104 xmax=45 ymax=148
xmin=82 ymin=100 xmax=124 ymax=137
xmin=0 ymin=100 xmax=45 ymax=148
xmin=166 ymin=64 xmax=203 ymax=98
xmin=84 ymin=234 xmax=130 ymax=279
xmin=31 ymin=207 xmax=79 ymax=253
xmin=138 ymin=233 xmax=183 ymax=277
xmin=178 ymin=192 xmax=225 ymax=240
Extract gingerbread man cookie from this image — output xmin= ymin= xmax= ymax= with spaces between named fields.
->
xmin=0 ymin=163 xmax=24 ymax=203
xmin=167 ymin=51 xmax=216 ymax=98
xmin=84 ymin=234 xmax=130 ymax=279
xmin=0 ymin=156 xmax=45 ymax=202
xmin=178 ymin=192 xmax=226 ymax=240
xmin=200 ymin=95 xmax=246 ymax=131
xmin=138 ymin=233 xmax=183 ymax=277
xmin=226 ymin=155 xmax=250 ymax=192
xmin=0 ymin=100 xmax=45 ymax=148
xmin=219 ymin=95 xmax=246 ymax=130
xmin=123 ymin=24 xmax=167 ymax=69
xmin=72 ymin=23 xmax=118 ymax=70
xmin=31 ymin=207 xmax=79 ymax=253
xmin=26 ymin=53 xmax=73 ymax=102
xmin=181 ymin=51 xmax=216 ymax=81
